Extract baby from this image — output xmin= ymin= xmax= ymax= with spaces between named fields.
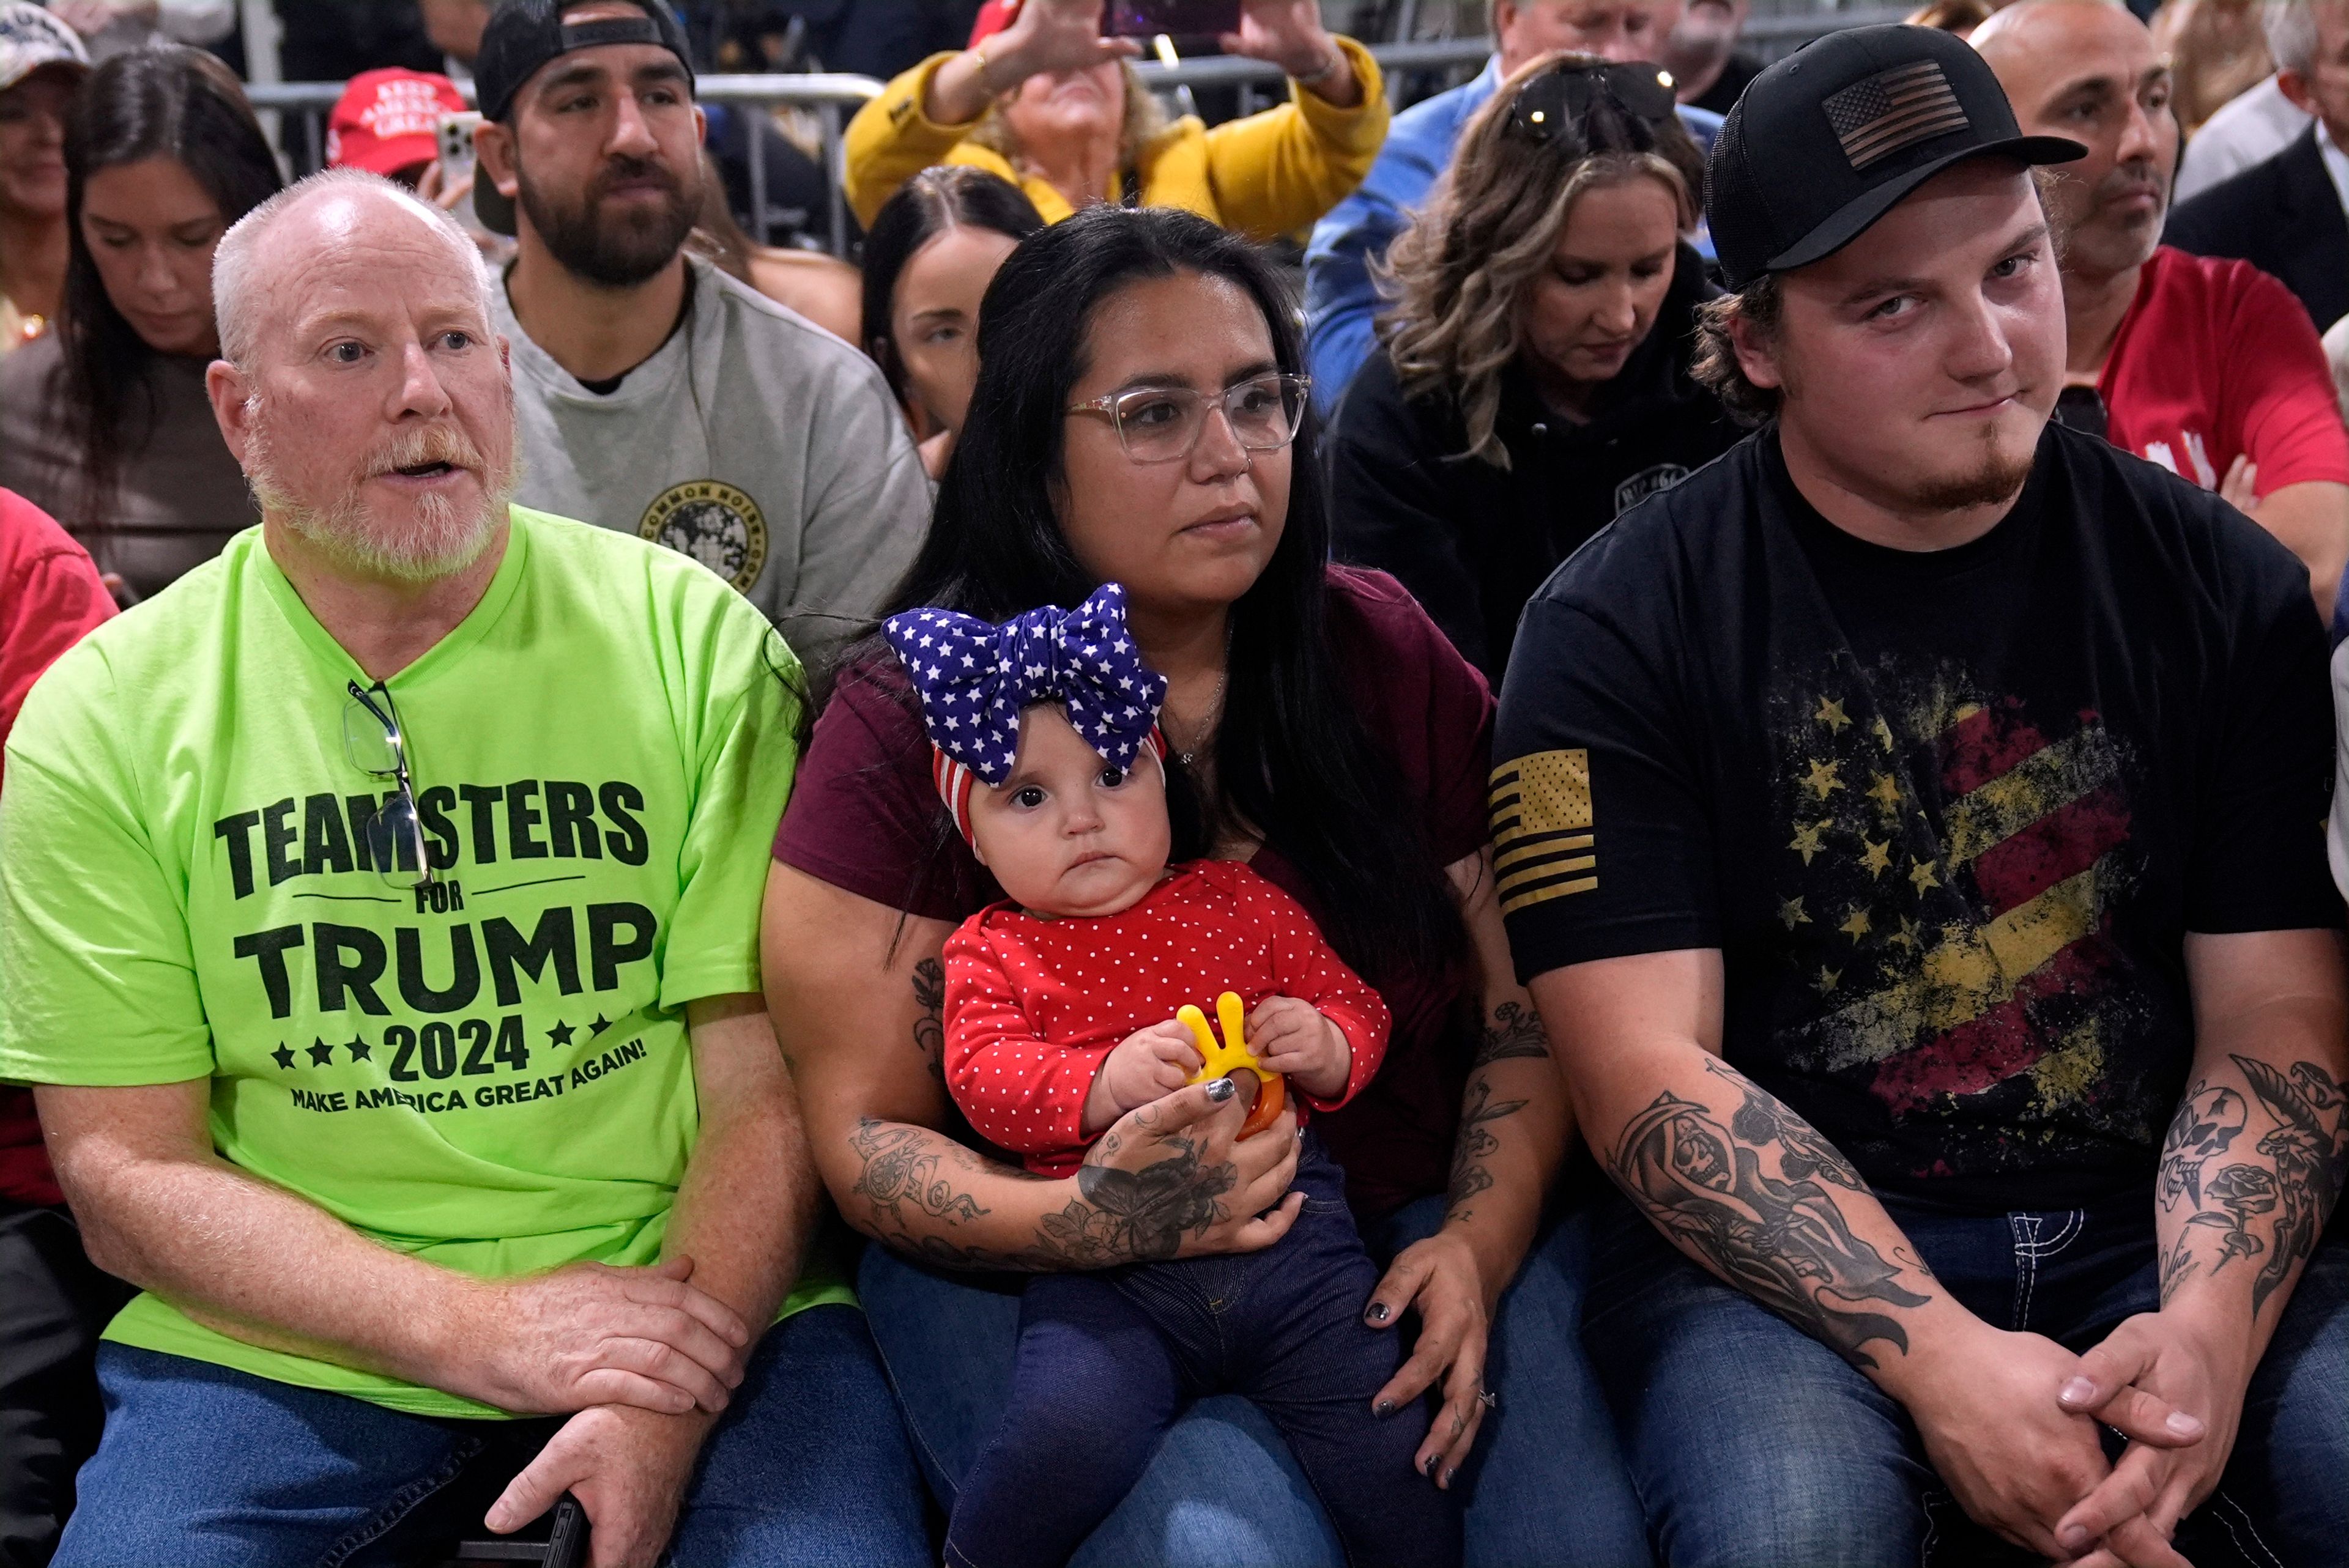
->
xmin=883 ymin=586 xmax=1460 ymax=1568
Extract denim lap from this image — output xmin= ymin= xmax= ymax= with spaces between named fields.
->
xmin=55 ymin=1305 xmax=927 ymax=1568
xmin=1586 ymin=1191 xmax=2349 ymax=1568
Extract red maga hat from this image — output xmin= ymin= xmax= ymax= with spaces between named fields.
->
xmin=326 ymin=68 xmax=467 ymax=178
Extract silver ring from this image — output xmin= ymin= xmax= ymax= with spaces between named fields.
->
xmin=1476 ymin=1386 xmax=1499 ymax=1410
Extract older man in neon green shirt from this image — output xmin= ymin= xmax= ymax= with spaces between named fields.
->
xmin=0 ymin=167 xmax=926 ymax=1566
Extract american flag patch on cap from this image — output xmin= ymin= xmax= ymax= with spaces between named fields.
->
xmin=1823 ymin=59 xmax=1970 ymax=170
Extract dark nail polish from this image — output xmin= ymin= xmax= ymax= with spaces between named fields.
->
xmin=1374 ymin=1399 xmax=1394 ymax=1418
xmin=1441 ymin=1468 xmax=1456 ymax=1488
xmin=1204 ymin=1077 xmax=1236 ymax=1101
xmin=1368 ymin=1301 xmax=1390 ymax=1322
xmin=1424 ymin=1454 xmax=1441 ymax=1477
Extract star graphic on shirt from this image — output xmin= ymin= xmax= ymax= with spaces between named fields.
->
xmin=1814 ymin=967 xmax=1842 ymax=996
xmin=270 ymin=1043 xmax=296 ymax=1071
xmin=1860 ymin=838 xmax=1892 ymax=878
xmin=1909 ymin=859 xmax=1940 ymax=895
xmin=590 ymin=1015 xmax=611 ymax=1036
xmin=547 ymin=1020 xmax=575 ymax=1047
xmin=1778 ymin=897 xmax=1811 ymax=930
xmin=1888 ymin=915 xmax=1922 ymax=952
xmin=1873 ymin=716 xmax=1896 ymax=753
xmin=307 ymin=1038 xmax=336 ymax=1067
xmin=1814 ymin=697 xmax=1851 ymax=733
xmin=344 ymin=1037 xmax=371 ymax=1062
xmin=1867 ymin=772 xmax=1903 ymax=812
xmin=1789 ymin=821 xmax=1828 ymax=864
xmin=1839 ymin=908 xmax=1872 ymax=941
xmin=1802 ymin=759 xmax=1844 ymax=800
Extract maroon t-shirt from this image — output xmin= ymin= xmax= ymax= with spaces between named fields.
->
xmin=774 ymin=566 xmax=1495 ymax=1217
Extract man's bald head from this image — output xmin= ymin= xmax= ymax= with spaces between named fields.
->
xmin=1970 ymin=0 xmax=2139 ymax=66
xmin=1973 ymin=0 xmax=2176 ymax=281
xmin=212 ymin=168 xmax=489 ymax=372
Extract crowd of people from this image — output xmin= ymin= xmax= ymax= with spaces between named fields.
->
xmin=0 ymin=1 xmax=2347 ymax=1566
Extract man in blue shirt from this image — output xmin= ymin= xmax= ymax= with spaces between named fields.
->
xmin=1305 ymin=0 xmax=1721 ymax=402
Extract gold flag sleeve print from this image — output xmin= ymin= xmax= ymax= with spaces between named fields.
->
xmin=1491 ymin=749 xmax=1597 ymax=914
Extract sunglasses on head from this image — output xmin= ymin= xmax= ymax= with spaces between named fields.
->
xmin=1507 ymin=60 xmax=1680 ymax=142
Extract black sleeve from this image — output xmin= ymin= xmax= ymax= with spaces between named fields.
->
xmin=2186 ymin=547 xmax=2347 ymax=933
xmin=1326 ymin=375 xmax=1491 ymax=675
xmin=1492 ymin=590 xmax=1722 ymax=983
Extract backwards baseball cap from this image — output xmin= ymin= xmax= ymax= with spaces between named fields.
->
xmin=327 ymin=68 xmax=466 ymax=178
xmin=469 ymin=0 xmax=694 ymax=234
xmin=0 ymin=2 xmax=89 ymax=95
xmin=1705 ymin=23 xmax=2082 ymax=291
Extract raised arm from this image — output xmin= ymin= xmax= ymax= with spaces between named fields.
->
xmin=37 ymin=1078 xmax=750 ymax=1419
xmin=1534 ymin=947 xmax=2200 ymax=1561
xmin=2052 ymin=927 xmax=2349 ymax=1564
xmin=760 ymin=860 xmax=1304 ymax=1271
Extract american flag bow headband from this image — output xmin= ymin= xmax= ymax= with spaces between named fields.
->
xmin=881 ymin=583 xmax=1170 ymax=788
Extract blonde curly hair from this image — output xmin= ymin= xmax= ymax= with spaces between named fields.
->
xmin=1379 ymin=52 xmax=1704 ymax=468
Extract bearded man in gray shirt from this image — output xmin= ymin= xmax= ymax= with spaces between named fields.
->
xmin=469 ymin=0 xmax=930 ymax=663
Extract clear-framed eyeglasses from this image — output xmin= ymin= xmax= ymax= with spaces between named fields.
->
xmin=1066 ymin=372 xmax=1312 ymax=465
xmin=341 ymin=680 xmax=436 ymax=890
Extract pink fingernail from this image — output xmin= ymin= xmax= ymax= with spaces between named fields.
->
xmin=2167 ymin=1411 xmax=2203 ymax=1437
xmin=2059 ymin=1376 xmax=2096 ymax=1404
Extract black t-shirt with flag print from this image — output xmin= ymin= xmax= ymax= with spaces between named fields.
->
xmin=1493 ymin=423 xmax=2343 ymax=1211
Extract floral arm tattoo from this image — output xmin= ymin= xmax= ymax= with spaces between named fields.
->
xmin=1606 ymin=1057 xmax=1933 ymax=1371
xmin=2157 ymin=1056 xmax=2349 ymax=1318
xmin=1443 ymin=1001 xmax=1548 ymax=1224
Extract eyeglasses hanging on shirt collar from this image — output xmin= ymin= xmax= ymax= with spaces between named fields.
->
xmin=1507 ymin=60 xmax=1679 ymax=144
xmin=342 ymin=681 xmax=436 ymax=890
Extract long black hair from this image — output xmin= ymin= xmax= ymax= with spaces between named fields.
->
xmin=859 ymin=165 xmax=1045 ymax=409
xmin=882 ymin=205 xmax=1463 ymax=983
xmin=56 ymin=46 xmax=280 ymax=528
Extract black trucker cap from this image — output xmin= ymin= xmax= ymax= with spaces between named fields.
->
xmin=1705 ymin=23 xmax=2083 ymax=290
xmin=470 ymin=0 xmax=694 ymax=234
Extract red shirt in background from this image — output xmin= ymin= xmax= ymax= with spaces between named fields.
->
xmin=0 ymin=488 xmax=116 ymax=1209
xmin=776 ymin=566 xmax=1495 ymax=1218
xmin=943 ymin=860 xmax=1391 ymax=1175
xmin=2101 ymin=246 xmax=2349 ymax=495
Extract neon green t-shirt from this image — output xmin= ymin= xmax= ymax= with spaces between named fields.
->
xmin=0 ymin=507 xmax=848 ymax=1418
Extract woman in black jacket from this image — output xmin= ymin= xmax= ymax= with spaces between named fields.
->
xmin=1327 ymin=52 xmax=1740 ymax=682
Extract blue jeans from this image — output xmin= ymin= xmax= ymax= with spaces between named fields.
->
xmin=1584 ymin=1190 xmax=2349 ymax=1568
xmin=53 ymin=1304 xmax=929 ymax=1568
xmin=946 ymin=1140 xmax=1457 ymax=1568
xmin=862 ymin=1177 xmax=1653 ymax=1568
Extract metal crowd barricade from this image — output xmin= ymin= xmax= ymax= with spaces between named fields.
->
xmin=242 ymin=14 xmax=1904 ymax=264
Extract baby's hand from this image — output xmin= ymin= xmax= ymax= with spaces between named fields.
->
xmin=1249 ymin=997 xmax=1351 ymax=1101
xmin=1082 ymin=1020 xmax=1204 ymax=1136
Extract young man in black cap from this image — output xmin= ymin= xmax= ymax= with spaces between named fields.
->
xmin=1496 ymin=23 xmax=2349 ymax=1565
xmin=466 ymin=0 xmax=930 ymax=666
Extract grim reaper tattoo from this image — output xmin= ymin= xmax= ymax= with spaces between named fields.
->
xmin=1611 ymin=1068 xmax=1929 ymax=1370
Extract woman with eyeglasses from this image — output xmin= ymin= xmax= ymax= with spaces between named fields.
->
xmin=1327 ymin=53 xmax=1740 ymax=684
xmin=760 ymin=204 xmax=1652 ymax=1567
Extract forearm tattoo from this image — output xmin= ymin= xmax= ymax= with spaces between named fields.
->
xmin=1471 ymin=1000 xmax=1551 ymax=1069
xmin=1608 ymin=1058 xmax=1931 ymax=1370
xmin=2158 ymin=1056 xmax=2348 ymax=1315
xmin=1445 ymin=1077 xmax=1529 ymax=1224
xmin=1442 ymin=1002 xmax=1548 ymax=1225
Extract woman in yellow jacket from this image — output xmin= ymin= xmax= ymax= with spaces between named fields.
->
xmin=844 ymin=0 xmax=1389 ymax=243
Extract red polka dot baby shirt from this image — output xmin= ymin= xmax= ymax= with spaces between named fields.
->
xmin=940 ymin=859 xmax=1392 ymax=1175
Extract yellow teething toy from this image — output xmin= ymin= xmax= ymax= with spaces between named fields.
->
xmin=1179 ymin=991 xmax=1286 ymax=1139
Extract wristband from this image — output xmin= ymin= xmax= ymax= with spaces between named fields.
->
xmin=1294 ymin=45 xmax=1347 ymax=89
